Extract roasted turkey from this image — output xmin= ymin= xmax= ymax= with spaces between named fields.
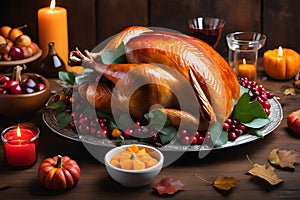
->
xmin=69 ymin=26 xmax=240 ymax=131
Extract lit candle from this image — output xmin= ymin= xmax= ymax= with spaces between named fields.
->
xmin=38 ymin=0 xmax=69 ymax=69
xmin=1 ymin=125 xmax=39 ymax=168
xmin=238 ymin=58 xmax=256 ymax=80
xmin=263 ymin=46 xmax=300 ymax=80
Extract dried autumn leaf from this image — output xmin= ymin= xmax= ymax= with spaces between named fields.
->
xmin=268 ymin=148 xmax=297 ymax=169
xmin=283 ymin=88 xmax=297 ymax=95
xmin=154 ymin=177 xmax=185 ymax=195
xmin=248 ymin=163 xmax=283 ymax=185
xmin=213 ymin=176 xmax=240 ymax=190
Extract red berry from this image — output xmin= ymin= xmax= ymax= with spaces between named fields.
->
xmin=223 ymin=123 xmax=230 ymax=131
xmin=181 ymin=136 xmax=190 ymax=145
xmin=197 ymin=136 xmax=205 ymax=144
xmin=266 ymin=91 xmax=274 ymax=99
xmin=237 ymin=124 xmax=246 ymax=132
xmin=191 ymin=136 xmax=198 ymax=145
xmin=179 ymin=129 xmax=188 ymax=137
xmin=264 ymin=108 xmax=271 ymax=116
xmin=228 ymin=132 xmax=237 ymax=141
xmin=262 ymin=101 xmax=271 ymax=109
xmin=194 ymin=131 xmax=201 ymax=138
xmin=124 ymin=128 xmax=133 ymax=138
xmin=225 ymin=118 xmax=232 ymax=125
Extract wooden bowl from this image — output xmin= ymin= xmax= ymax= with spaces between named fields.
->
xmin=0 ymin=73 xmax=50 ymax=116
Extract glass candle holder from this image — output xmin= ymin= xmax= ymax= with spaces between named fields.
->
xmin=1 ymin=124 xmax=39 ymax=169
xmin=226 ymin=32 xmax=266 ymax=80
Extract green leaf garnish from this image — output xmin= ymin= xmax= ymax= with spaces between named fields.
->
xmin=75 ymin=68 xmax=95 ymax=85
xmin=58 ymin=71 xmax=75 ymax=85
xmin=56 ymin=112 xmax=73 ymax=128
xmin=158 ymin=126 xmax=177 ymax=144
xmin=241 ymin=117 xmax=271 ymax=129
xmin=233 ymin=93 xmax=268 ymax=123
xmin=209 ymin=122 xmax=228 ymax=147
xmin=101 ymin=42 xmax=126 ymax=64
xmin=144 ymin=110 xmax=171 ymax=127
xmin=246 ymin=128 xmax=263 ymax=138
xmin=46 ymin=100 xmax=66 ymax=110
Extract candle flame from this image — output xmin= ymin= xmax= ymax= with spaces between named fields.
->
xmin=50 ymin=0 xmax=56 ymax=10
xmin=278 ymin=46 xmax=283 ymax=56
xmin=242 ymin=58 xmax=246 ymax=64
xmin=17 ymin=126 xmax=21 ymax=138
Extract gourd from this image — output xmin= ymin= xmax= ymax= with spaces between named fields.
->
xmin=263 ymin=48 xmax=300 ymax=80
xmin=38 ymin=155 xmax=80 ymax=191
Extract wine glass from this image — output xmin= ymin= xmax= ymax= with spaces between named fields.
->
xmin=188 ymin=17 xmax=226 ymax=48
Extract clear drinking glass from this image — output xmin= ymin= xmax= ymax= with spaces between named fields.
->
xmin=188 ymin=17 xmax=225 ymax=48
xmin=226 ymin=32 xmax=266 ymax=80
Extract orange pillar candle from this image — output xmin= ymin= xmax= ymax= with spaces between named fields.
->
xmin=38 ymin=0 xmax=69 ymax=69
xmin=238 ymin=58 xmax=256 ymax=80
xmin=263 ymin=46 xmax=300 ymax=80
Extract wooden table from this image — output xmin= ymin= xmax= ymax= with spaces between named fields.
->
xmin=0 ymin=66 xmax=299 ymax=200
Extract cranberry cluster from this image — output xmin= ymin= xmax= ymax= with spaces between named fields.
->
xmin=239 ymin=77 xmax=274 ymax=116
xmin=177 ymin=129 xmax=208 ymax=145
xmin=223 ymin=118 xmax=246 ymax=141
xmin=0 ymin=74 xmax=46 ymax=94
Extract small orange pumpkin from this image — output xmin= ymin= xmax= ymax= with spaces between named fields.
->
xmin=263 ymin=47 xmax=300 ymax=80
xmin=38 ymin=155 xmax=80 ymax=191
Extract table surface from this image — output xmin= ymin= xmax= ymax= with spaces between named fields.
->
xmin=0 ymin=65 xmax=299 ymax=200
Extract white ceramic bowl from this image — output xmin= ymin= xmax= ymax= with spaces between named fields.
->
xmin=104 ymin=144 xmax=164 ymax=187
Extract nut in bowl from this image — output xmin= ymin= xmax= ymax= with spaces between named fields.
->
xmin=104 ymin=144 xmax=164 ymax=187
xmin=0 ymin=70 xmax=50 ymax=116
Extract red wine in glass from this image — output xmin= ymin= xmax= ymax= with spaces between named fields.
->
xmin=188 ymin=17 xmax=225 ymax=48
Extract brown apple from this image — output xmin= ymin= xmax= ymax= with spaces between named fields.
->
xmin=8 ymin=28 xmax=23 ymax=42
xmin=287 ymin=110 xmax=300 ymax=135
xmin=0 ymin=26 xmax=11 ymax=38
xmin=21 ymin=46 xmax=33 ymax=58
xmin=15 ymin=34 xmax=31 ymax=47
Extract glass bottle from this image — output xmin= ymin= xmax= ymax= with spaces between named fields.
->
xmin=40 ymin=42 xmax=66 ymax=78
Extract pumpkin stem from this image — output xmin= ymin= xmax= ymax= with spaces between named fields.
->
xmin=130 ymin=153 xmax=136 ymax=160
xmin=56 ymin=155 xmax=63 ymax=168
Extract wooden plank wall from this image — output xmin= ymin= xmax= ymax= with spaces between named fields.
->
xmin=0 ymin=0 xmax=299 ymax=57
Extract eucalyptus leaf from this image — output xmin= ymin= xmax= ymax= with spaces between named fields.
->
xmin=58 ymin=71 xmax=75 ymax=85
xmin=117 ymin=114 xmax=134 ymax=130
xmin=233 ymin=93 xmax=268 ymax=123
xmin=56 ymin=112 xmax=72 ymax=128
xmin=240 ymin=85 xmax=249 ymax=95
xmin=158 ymin=126 xmax=177 ymax=144
xmin=246 ymin=128 xmax=263 ymax=138
xmin=46 ymin=100 xmax=66 ymax=110
xmin=209 ymin=122 xmax=228 ymax=147
xmin=241 ymin=117 xmax=271 ymax=129
xmin=145 ymin=110 xmax=171 ymax=127
xmin=101 ymin=42 xmax=126 ymax=64
xmin=75 ymin=68 xmax=95 ymax=85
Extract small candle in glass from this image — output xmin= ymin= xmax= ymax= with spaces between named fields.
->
xmin=1 ymin=124 xmax=39 ymax=169
xmin=238 ymin=58 xmax=256 ymax=80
